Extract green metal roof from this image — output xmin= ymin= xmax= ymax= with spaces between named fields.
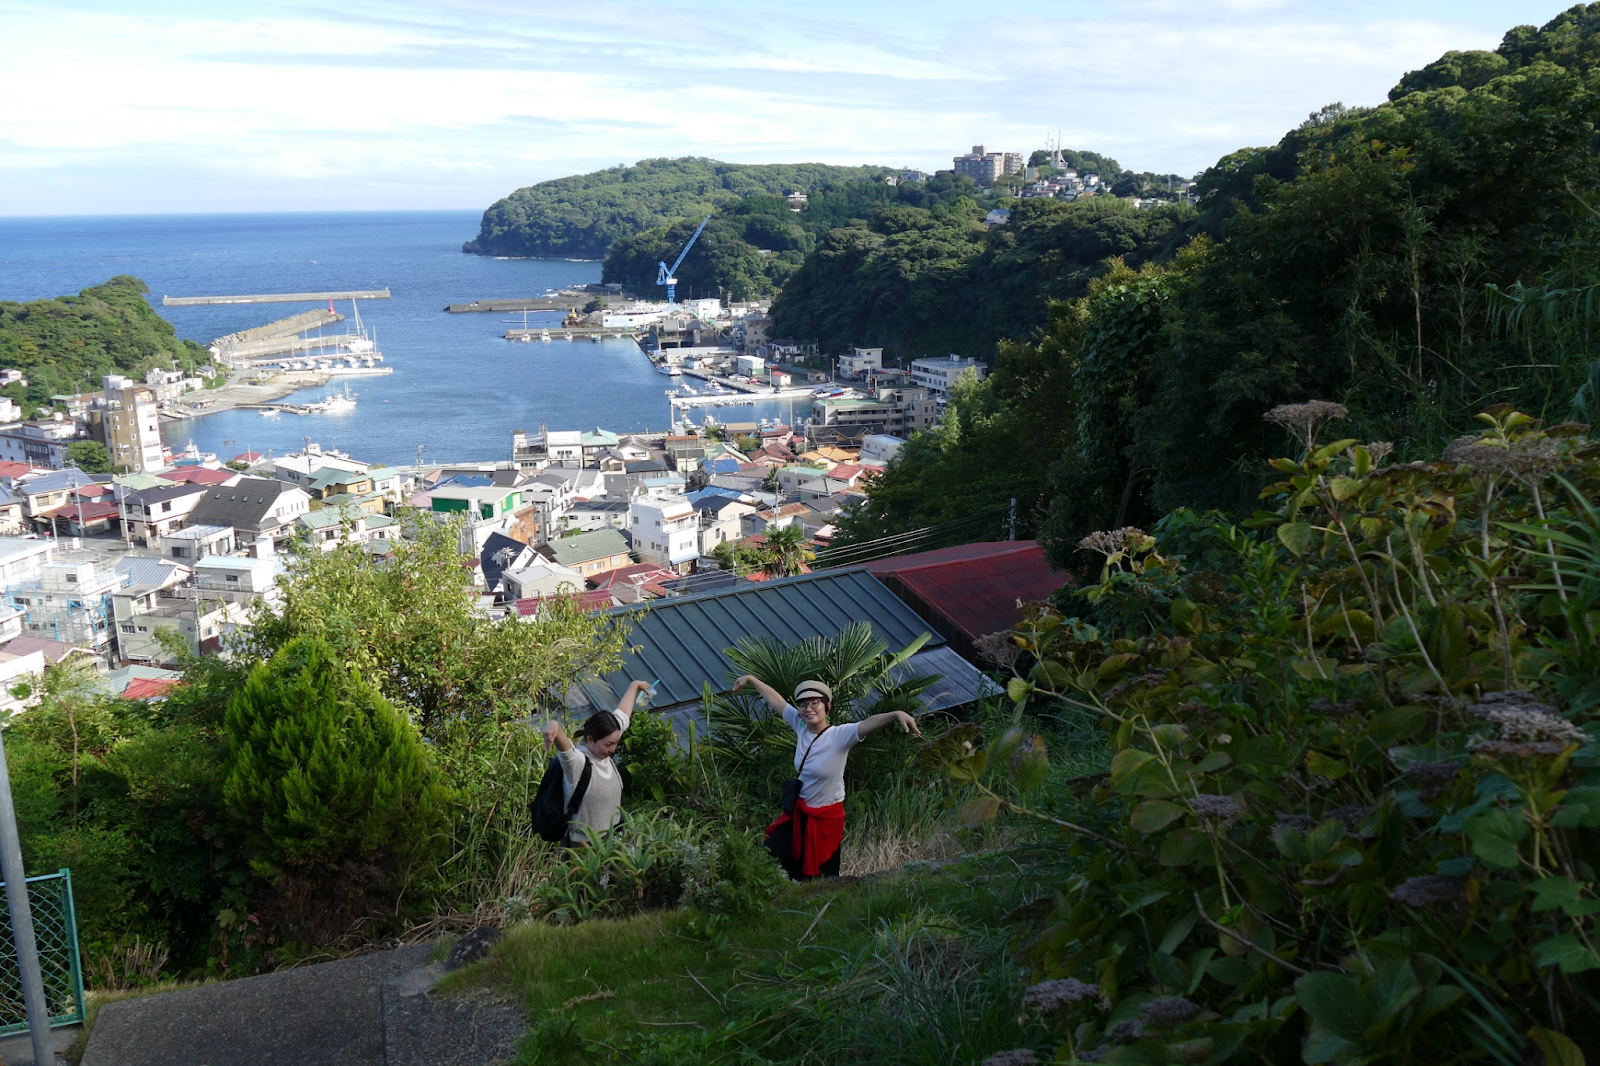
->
xmin=573 ymin=568 xmax=995 ymax=726
xmin=542 ymin=528 xmax=630 ymax=567
xmin=298 ymin=506 xmax=361 ymax=530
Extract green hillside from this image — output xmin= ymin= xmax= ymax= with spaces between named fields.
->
xmin=0 ymin=275 xmax=214 ymax=416
xmin=463 ymin=157 xmax=892 ymax=259
xmin=835 ymin=3 xmax=1600 ymax=560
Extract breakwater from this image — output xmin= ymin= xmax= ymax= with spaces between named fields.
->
xmin=163 ymin=288 xmax=391 ymax=306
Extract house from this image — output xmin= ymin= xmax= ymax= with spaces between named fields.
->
xmin=909 ymin=354 xmax=987 ymax=396
xmin=156 ymin=467 xmax=237 ymax=487
xmin=865 ymin=541 xmax=1065 ymax=665
xmin=0 ymin=645 xmax=47 ymax=714
xmin=306 ymin=466 xmax=375 ymax=500
xmin=367 ymin=467 xmax=408 ymax=501
xmin=426 ymin=483 xmax=527 ymax=553
xmin=16 ymin=468 xmax=111 ymax=526
xmin=156 ymin=524 xmax=235 ymax=562
xmin=267 ymin=451 xmax=368 ymax=492
xmin=123 ymin=482 xmax=212 ymax=544
xmin=0 ymin=484 xmax=22 ymax=536
xmin=185 ymin=477 xmax=314 ymax=554
xmin=628 ymin=496 xmax=699 ymax=573
xmin=581 ymin=428 xmax=621 ymax=464
xmin=568 ymin=567 xmax=1000 ymax=738
xmin=0 ymin=419 xmax=83 ymax=469
xmin=859 ymin=435 xmax=906 ymax=466
xmin=837 ymin=347 xmax=883 ymax=378
xmin=538 ymin=529 xmax=634 ymax=578
xmin=4 ymin=553 xmax=128 ymax=662
xmin=110 ymin=556 xmax=207 ymax=662
xmin=502 ymin=559 xmax=587 ymax=602
xmin=297 ymin=505 xmax=385 ymax=551
xmin=194 ymin=553 xmax=281 ymax=600
xmin=562 ymin=498 xmax=630 ymax=533
xmin=775 ymin=465 xmax=830 ymax=494
xmin=588 ymin=562 xmax=677 ymax=605
xmin=741 ymin=501 xmax=814 ymax=538
xmin=691 ymin=494 xmax=761 ymax=555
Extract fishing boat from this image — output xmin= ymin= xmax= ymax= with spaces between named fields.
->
xmin=657 ymin=364 xmax=683 ymax=377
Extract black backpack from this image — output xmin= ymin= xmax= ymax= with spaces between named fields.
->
xmin=531 ymin=754 xmax=592 ymax=843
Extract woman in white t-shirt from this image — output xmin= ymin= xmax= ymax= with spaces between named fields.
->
xmin=541 ymin=679 xmax=653 ymax=844
xmin=732 ymin=674 xmax=921 ymax=879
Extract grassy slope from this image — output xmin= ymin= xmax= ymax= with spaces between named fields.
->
xmin=444 ymin=852 xmax=1058 ymax=1064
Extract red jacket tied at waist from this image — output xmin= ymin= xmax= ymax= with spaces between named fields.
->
xmin=767 ymin=798 xmax=845 ymax=877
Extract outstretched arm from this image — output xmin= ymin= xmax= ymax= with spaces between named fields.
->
xmin=542 ymin=718 xmax=574 ymax=753
xmin=616 ymin=679 xmax=654 ymax=715
xmin=732 ymin=674 xmax=789 ymax=715
xmin=856 ymin=710 xmax=922 ymax=739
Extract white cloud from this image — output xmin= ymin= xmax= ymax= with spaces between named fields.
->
xmin=0 ymin=0 xmax=1514 ymax=213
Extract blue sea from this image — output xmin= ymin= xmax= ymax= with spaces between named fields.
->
xmin=0 ymin=211 xmax=790 ymax=466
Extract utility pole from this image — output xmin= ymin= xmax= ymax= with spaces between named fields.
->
xmin=0 ymin=726 xmax=55 ymax=1066
xmin=1008 ymin=497 xmax=1017 ymax=542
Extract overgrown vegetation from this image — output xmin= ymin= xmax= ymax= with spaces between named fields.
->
xmin=0 ymin=275 xmax=214 ymax=417
xmin=464 ymin=158 xmax=891 ymax=259
xmin=837 ymin=6 xmax=1600 ymax=558
xmin=936 ymin=403 xmax=1600 ymax=1062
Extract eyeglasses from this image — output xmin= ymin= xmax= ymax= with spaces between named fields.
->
xmin=797 ymin=697 xmax=828 ymax=708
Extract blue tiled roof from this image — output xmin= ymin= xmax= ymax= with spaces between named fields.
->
xmin=116 ymin=556 xmax=187 ymax=589
xmin=20 ymin=468 xmax=107 ymax=494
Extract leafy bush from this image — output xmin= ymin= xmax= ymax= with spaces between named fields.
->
xmin=222 ymin=636 xmax=449 ymax=941
xmin=677 ymin=826 xmax=786 ymax=917
xmin=616 ymin=705 xmax=687 ymax=805
xmin=942 ymin=406 xmax=1600 ymax=1063
xmin=521 ymin=815 xmax=700 ymax=925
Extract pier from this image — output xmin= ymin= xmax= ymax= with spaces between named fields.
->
xmin=448 ymin=297 xmax=583 ymax=313
xmin=505 ymin=326 xmax=639 ymax=341
xmin=163 ymin=288 xmax=391 ymax=307
xmin=213 ymin=309 xmax=341 ymax=345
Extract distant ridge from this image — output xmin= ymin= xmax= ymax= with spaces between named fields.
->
xmin=463 ymin=157 xmax=891 ymax=260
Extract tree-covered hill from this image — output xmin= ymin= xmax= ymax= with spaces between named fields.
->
xmin=835 ymin=3 xmax=1600 ymax=563
xmin=599 ymin=172 xmax=984 ymax=303
xmin=0 ymin=276 xmax=214 ymax=416
xmin=463 ymin=157 xmax=892 ymax=259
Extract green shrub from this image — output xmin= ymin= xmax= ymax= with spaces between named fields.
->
xmin=941 ymin=407 xmax=1600 ymax=1063
xmin=522 ymin=815 xmax=699 ymax=925
xmin=616 ymin=706 xmax=686 ymax=804
xmin=677 ymin=826 xmax=786 ymax=917
xmin=222 ymin=636 xmax=449 ymax=940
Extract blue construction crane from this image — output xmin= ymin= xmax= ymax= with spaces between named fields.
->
xmin=656 ymin=213 xmax=713 ymax=305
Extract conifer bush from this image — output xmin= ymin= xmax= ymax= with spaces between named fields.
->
xmin=222 ymin=636 xmax=448 ymax=940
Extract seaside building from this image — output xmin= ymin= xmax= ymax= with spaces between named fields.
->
xmin=909 ymin=354 xmax=987 ymax=396
xmin=810 ymin=387 xmax=939 ymax=437
xmin=0 ymin=418 xmax=83 ymax=469
xmin=91 ymin=375 xmax=165 ymax=473
xmin=837 ymin=348 xmax=883 ymax=378
xmin=629 ymin=495 xmax=699 ymax=574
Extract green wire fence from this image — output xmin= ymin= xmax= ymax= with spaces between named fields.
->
xmin=0 ymin=869 xmax=85 ymax=1036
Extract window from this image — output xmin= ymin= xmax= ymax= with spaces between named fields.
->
xmin=120 ymin=624 xmax=135 ymax=633
xmin=136 ymin=625 xmax=148 ymax=632
xmin=226 ymin=574 xmax=239 ymax=583
xmin=162 ymin=502 xmax=172 ymax=513
xmin=66 ymin=573 xmax=77 ymax=583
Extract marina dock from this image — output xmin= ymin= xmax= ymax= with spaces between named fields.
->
xmin=448 ymin=297 xmax=583 ymax=313
xmin=505 ymin=326 xmax=638 ymax=340
xmin=163 ymin=288 xmax=391 ymax=306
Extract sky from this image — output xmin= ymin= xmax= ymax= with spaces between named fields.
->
xmin=0 ymin=1 xmax=1561 ymax=216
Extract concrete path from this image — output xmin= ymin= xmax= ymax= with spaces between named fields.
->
xmin=82 ymin=940 xmax=527 ymax=1066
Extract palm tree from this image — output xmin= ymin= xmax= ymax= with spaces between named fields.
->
xmin=762 ymin=523 xmax=813 ymax=578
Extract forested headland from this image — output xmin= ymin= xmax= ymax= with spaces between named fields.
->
xmin=0 ymin=275 xmax=215 ymax=417
xmin=463 ymin=157 xmax=891 ymax=259
xmin=835 ymin=5 xmax=1600 ymax=565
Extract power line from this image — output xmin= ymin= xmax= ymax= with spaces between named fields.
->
xmin=813 ymin=508 xmax=1009 ymax=569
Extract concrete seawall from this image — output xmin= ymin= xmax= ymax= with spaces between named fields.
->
xmin=163 ymin=289 xmax=390 ymax=306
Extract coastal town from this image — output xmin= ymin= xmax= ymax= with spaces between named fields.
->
xmin=0 ymin=308 xmax=1016 ymax=712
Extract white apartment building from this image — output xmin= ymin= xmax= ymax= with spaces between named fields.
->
xmin=629 ymin=496 xmax=700 ymax=573
xmin=909 ymin=354 xmax=987 ymax=396
xmin=837 ymin=348 xmax=883 ymax=377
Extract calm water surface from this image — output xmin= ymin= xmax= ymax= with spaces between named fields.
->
xmin=0 ymin=212 xmax=789 ymax=465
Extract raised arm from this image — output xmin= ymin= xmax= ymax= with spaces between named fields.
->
xmin=731 ymin=674 xmax=789 ymax=715
xmin=615 ymin=679 xmax=654 ymax=715
xmin=856 ymin=710 xmax=922 ymax=739
xmin=542 ymin=718 xmax=574 ymax=753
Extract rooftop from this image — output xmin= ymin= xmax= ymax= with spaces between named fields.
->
xmin=541 ymin=528 xmax=631 ymax=567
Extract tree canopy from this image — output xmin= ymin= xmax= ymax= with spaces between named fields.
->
xmin=0 ymin=275 xmax=213 ymax=417
xmin=464 ymin=157 xmax=892 ymax=259
xmin=836 ymin=4 xmax=1600 ymax=565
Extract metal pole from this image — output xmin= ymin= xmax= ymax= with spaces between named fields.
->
xmin=1008 ymin=497 xmax=1017 ymax=542
xmin=0 ymin=727 xmax=55 ymax=1066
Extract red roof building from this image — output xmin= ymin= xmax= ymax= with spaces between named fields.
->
xmin=0 ymin=461 xmax=36 ymax=482
xmin=123 ymin=677 xmax=181 ymax=701
xmin=589 ymin=562 xmax=677 ymax=603
xmin=516 ymin=590 xmax=614 ymax=616
xmin=865 ymin=541 xmax=1065 ymax=664
xmin=158 ymin=468 xmax=237 ymax=485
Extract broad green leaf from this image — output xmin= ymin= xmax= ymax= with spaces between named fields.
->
xmin=1158 ymin=910 xmax=1197 ymax=955
xmin=1305 ymin=750 xmax=1349 ymax=779
xmin=1529 ymin=876 xmax=1584 ymax=913
xmin=1171 ymin=598 xmax=1204 ymax=636
xmin=1296 ymin=972 xmax=1373 ymax=1040
xmin=1466 ymin=809 xmax=1527 ymax=869
xmin=1329 ymin=475 xmax=1362 ymax=501
xmin=957 ymin=796 xmax=1003 ymax=826
xmin=1005 ymin=677 xmax=1032 ymax=703
xmin=1130 ymin=799 xmax=1185 ymax=833
xmin=1528 ymin=1027 xmax=1586 ymax=1066
xmin=1097 ymin=653 xmax=1140 ymax=680
xmin=1159 ymin=828 xmax=1209 ymax=867
xmin=1552 ymin=786 xmax=1600 ymax=828
xmin=1277 ymin=521 xmax=1315 ymax=557
xmin=1194 ymin=751 xmax=1233 ymax=773
xmin=1532 ymin=934 xmax=1600 ymax=974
